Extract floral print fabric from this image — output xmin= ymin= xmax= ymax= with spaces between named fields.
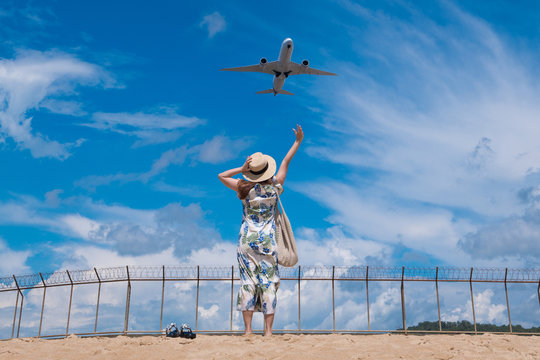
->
xmin=237 ymin=177 xmax=283 ymax=314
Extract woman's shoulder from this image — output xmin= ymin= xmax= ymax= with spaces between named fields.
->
xmin=270 ymin=176 xmax=284 ymax=195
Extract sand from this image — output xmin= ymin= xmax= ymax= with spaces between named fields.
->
xmin=1 ymin=333 xmax=538 ymax=360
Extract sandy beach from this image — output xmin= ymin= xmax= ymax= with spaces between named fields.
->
xmin=1 ymin=333 xmax=538 ymax=360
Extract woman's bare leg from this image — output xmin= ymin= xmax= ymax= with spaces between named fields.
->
xmin=264 ymin=313 xmax=275 ymax=336
xmin=242 ymin=311 xmax=254 ymax=335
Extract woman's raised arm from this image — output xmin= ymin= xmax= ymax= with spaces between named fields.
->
xmin=218 ymin=156 xmax=252 ymax=191
xmin=275 ymin=124 xmax=303 ymax=185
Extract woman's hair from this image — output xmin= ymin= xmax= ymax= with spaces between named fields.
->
xmin=237 ymin=179 xmax=272 ymax=200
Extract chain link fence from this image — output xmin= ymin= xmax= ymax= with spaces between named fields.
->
xmin=1 ymin=265 xmax=539 ymax=339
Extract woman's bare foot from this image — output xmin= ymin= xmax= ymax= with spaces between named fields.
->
xmin=242 ymin=311 xmax=254 ymax=336
xmin=263 ymin=313 xmax=274 ymax=337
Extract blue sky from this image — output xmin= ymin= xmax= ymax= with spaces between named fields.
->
xmin=1 ymin=0 xmax=540 ymax=274
xmin=0 ymin=1 xmax=540 ymax=273
xmin=0 ymin=0 xmax=540 ymax=334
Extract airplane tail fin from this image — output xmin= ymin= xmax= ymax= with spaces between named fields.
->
xmin=255 ymin=89 xmax=294 ymax=96
xmin=256 ymin=89 xmax=274 ymax=94
xmin=278 ymin=89 xmax=294 ymax=96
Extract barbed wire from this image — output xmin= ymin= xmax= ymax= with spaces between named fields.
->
xmin=0 ymin=265 xmax=538 ymax=291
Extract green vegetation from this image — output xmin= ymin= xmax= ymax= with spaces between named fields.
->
xmin=405 ymin=321 xmax=540 ymax=333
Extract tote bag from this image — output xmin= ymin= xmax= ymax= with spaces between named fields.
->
xmin=274 ymin=188 xmax=298 ymax=267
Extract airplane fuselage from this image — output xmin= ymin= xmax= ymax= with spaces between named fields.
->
xmin=272 ymin=38 xmax=294 ymax=94
xmin=220 ymin=37 xmax=336 ymax=95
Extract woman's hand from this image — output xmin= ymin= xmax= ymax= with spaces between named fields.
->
xmin=293 ymin=124 xmax=303 ymax=143
xmin=276 ymin=124 xmax=303 ymax=185
xmin=241 ymin=156 xmax=252 ymax=172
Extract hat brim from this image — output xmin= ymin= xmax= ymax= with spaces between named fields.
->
xmin=242 ymin=155 xmax=276 ymax=182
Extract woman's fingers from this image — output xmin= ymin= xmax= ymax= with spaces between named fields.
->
xmin=294 ymin=124 xmax=303 ymax=142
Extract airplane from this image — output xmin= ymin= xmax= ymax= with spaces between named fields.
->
xmin=220 ymin=38 xmax=337 ymax=96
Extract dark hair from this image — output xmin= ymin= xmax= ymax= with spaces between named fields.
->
xmin=237 ymin=179 xmax=271 ymax=200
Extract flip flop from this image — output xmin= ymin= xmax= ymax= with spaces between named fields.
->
xmin=180 ymin=324 xmax=196 ymax=339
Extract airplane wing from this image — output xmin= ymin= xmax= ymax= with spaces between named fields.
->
xmin=288 ymin=61 xmax=337 ymax=76
xmin=220 ymin=61 xmax=279 ymax=75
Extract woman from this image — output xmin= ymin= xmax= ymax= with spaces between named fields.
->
xmin=218 ymin=124 xmax=303 ymax=336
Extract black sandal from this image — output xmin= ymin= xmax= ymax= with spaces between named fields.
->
xmin=180 ymin=323 xmax=196 ymax=339
xmin=165 ymin=323 xmax=180 ymax=337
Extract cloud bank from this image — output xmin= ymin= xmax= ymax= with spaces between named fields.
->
xmin=0 ymin=50 xmax=112 ymax=159
xmin=303 ymin=1 xmax=540 ymax=266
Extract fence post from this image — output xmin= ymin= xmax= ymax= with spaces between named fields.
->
xmin=65 ymin=270 xmax=74 ymax=337
xmin=366 ymin=266 xmax=370 ymax=331
xmin=11 ymin=289 xmax=19 ymax=339
xmin=332 ymin=266 xmax=335 ymax=334
xmin=230 ymin=265 xmax=234 ymax=331
xmin=504 ymin=268 xmax=512 ymax=333
xmin=160 ymin=265 xmax=165 ymax=332
xmin=298 ymin=265 xmax=301 ymax=332
xmin=537 ymin=280 xmax=539 ymax=309
xmin=11 ymin=275 xmax=23 ymax=339
xmin=469 ymin=267 xmax=477 ymax=334
xmin=435 ymin=267 xmax=441 ymax=332
xmin=195 ymin=266 xmax=200 ymax=332
xmin=38 ymin=273 xmax=47 ymax=338
xmin=94 ymin=268 xmax=101 ymax=333
xmin=124 ymin=266 xmax=131 ymax=334
xmin=401 ymin=266 xmax=407 ymax=334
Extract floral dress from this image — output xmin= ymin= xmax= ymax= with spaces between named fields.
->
xmin=237 ymin=177 xmax=283 ymax=314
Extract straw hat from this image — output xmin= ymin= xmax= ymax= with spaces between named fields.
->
xmin=242 ymin=152 xmax=276 ymax=182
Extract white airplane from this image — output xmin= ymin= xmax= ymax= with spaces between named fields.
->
xmin=220 ymin=38 xmax=337 ymax=96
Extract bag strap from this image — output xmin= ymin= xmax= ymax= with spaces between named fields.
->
xmin=273 ymin=185 xmax=287 ymax=216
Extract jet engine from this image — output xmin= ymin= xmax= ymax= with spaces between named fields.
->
xmin=260 ymin=58 xmax=268 ymax=65
xmin=302 ymin=59 xmax=309 ymax=67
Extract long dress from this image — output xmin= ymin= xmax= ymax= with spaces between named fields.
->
xmin=236 ymin=177 xmax=282 ymax=314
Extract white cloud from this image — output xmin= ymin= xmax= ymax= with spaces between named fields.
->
xmin=56 ymin=245 xmax=179 ymax=269
xmin=459 ymin=194 xmax=540 ymax=262
xmin=60 ymin=214 xmax=102 ymax=240
xmin=301 ymin=1 xmax=540 ymax=265
xmin=0 ymin=50 xmax=112 ymax=159
xmin=442 ymin=289 xmax=507 ymax=325
xmin=194 ymin=135 xmax=249 ymax=164
xmin=186 ymin=242 xmax=237 ymax=265
xmin=457 ymin=184 xmax=540 ymax=262
xmin=292 ymin=181 xmax=475 ymax=265
xmin=200 ymin=12 xmax=226 ymax=38
xmin=39 ymin=99 xmax=87 ymax=116
xmin=198 ymin=304 xmax=219 ymax=319
xmin=74 ymin=172 xmax=141 ymax=191
xmin=44 ymin=189 xmax=63 ymax=207
xmin=142 ymin=145 xmax=192 ymax=180
xmin=152 ymin=181 xmax=206 ymax=198
xmin=85 ymin=202 xmax=223 ymax=258
xmin=147 ymin=135 xmax=251 ymax=176
xmin=0 ymin=191 xmax=225 ymax=261
xmin=295 ymin=226 xmax=390 ymax=265
xmin=76 ymin=135 xmax=251 ymax=189
xmin=87 ymin=107 xmax=205 ymax=146
xmin=0 ymin=197 xmax=62 ymax=230
xmin=0 ymin=238 xmax=31 ymax=275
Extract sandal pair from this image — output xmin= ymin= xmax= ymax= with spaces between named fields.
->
xmin=165 ymin=323 xmax=196 ymax=339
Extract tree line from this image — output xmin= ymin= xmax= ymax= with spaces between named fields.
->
xmin=405 ymin=320 xmax=539 ymax=333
